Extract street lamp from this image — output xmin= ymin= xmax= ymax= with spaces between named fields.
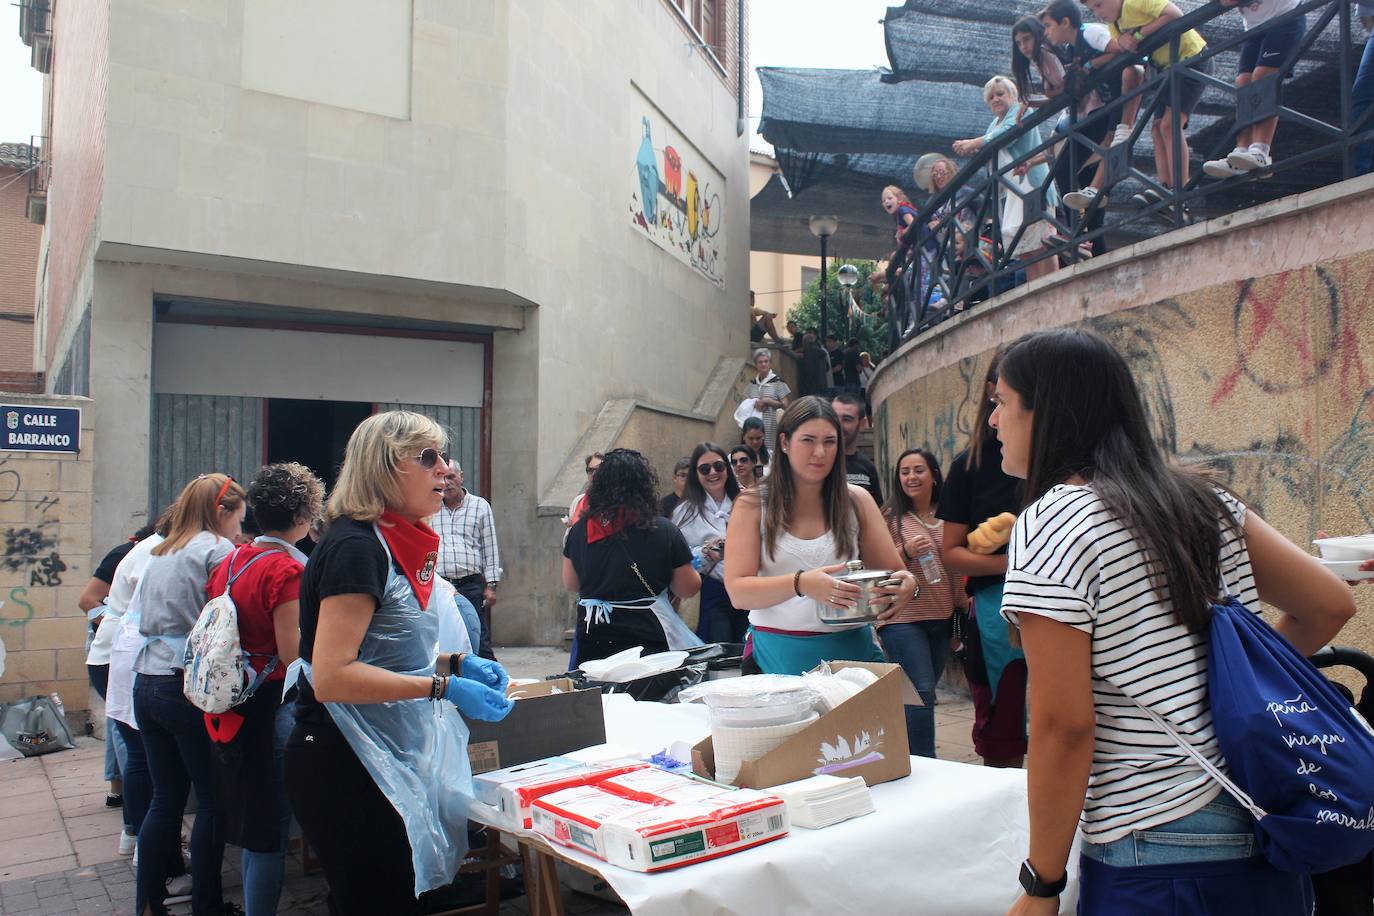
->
xmin=837 ymin=263 xmax=859 ymax=340
xmin=809 ymin=216 xmax=839 ymax=350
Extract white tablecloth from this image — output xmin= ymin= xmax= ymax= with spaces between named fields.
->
xmin=477 ymin=694 xmax=1081 ymax=915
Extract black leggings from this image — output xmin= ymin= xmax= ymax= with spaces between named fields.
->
xmin=284 ymin=715 xmax=422 ymax=916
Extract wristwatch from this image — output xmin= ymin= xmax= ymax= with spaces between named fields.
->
xmin=1019 ymin=860 xmax=1067 ymax=898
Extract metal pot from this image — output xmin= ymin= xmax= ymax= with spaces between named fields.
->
xmin=817 ymin=560 xmax=907 ymax=626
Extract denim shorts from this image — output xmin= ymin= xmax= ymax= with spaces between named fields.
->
xmin=1081 ymin=791 xmax=1256 ymax=867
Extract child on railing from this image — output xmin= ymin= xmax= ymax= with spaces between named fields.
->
xmin=1082 ymin=0 xmax=1212 ymax=211
xmin=1041 ymin=0 xmax=1144 ymax=220
xmin=1202 ymin=0 xmax=1305 ymax=179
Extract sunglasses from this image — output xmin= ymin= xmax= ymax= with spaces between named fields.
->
xmin=730 ymin=456 xmax=754 ymax=466
xmin=697 ymin=460 xmax=727 ymax=475
xmin=408 ymin=448 xmax=451 ymax=470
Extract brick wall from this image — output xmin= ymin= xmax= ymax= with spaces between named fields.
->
xmin=0 ymin=164 xmax=41 ymax=373
xmin=660 ymin=0 xmax=749 ymax=115
xmin=42 ymin=0 xmax=107 ymax=372
xmin=0 ymin=395 xmax=94 ymax=715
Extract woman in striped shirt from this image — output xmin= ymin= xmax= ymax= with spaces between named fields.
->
xmin=991 ymin=328 xmax=1354 ymax=916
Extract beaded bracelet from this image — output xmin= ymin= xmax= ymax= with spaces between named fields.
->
xmin=430 ymin=674 xmax=445 ymax=701
xmin=793 ymin=570 xmax=804 ymax=598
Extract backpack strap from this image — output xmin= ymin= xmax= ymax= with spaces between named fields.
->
xmin=1124 ymin=691 xmax=1268 ymax=822
xmin=221 ymin=547 xmax=272 ymax=598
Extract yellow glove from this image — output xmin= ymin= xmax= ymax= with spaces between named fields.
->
xmin=967 ymin=512 xmax=1017 ymax=555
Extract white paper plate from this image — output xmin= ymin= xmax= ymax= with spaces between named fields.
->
xmin=579 ymin=646 xmax=644 ymax=678
xmin=1313 ymin=535 xmax=1374 ymax=562
xmin=1320 ymin=559 xmax=1374 ymax=581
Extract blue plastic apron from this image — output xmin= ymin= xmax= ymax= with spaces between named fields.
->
xmin=302 ymin=526 xmax=475 ymax=897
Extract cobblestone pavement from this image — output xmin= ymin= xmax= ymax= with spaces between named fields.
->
xmin=0 ymin=647 xmax=980 ymax=915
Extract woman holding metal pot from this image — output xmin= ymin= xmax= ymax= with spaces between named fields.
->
xmin=724 ymin=397 xmax=917 ymax=675
xmin=285 ymin=411 xmax=513 ymax=915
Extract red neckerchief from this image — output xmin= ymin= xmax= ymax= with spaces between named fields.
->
xmin=378 ymin=510 xmax=440 ymax=608
xmin=586 ymin=508 xmax=635 ymax=544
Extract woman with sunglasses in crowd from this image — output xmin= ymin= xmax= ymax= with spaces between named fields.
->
xmin=564 ymin=449 xmax=702 ymax=667
xmin=673 ymin=443 xmax=748 ymax=643
xmin=131 ymin=473 xmax=245 ymax=916
xmin=729 ymin=444 xmax=762 ymax=489
xmin=286 ymin=412 xmax=513 ymax=914
xmin=724 ymin=397 xmax=917 ymax=675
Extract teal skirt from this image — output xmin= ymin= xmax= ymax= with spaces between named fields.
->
xmin=749 ymin=625 xmax=886 ymax=675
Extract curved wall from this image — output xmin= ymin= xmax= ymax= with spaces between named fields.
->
xmin=869 ymin=175 xmax=1374 ymax=661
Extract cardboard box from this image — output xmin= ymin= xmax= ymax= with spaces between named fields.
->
xmin=691 ymin=661 xmax=919 ymax=790
xmin=467 ymin=679 xmax=607 ymax=775
xmin=529 ymin=772 xmax=790 ymax=872
xmin=473 ymin=759 xmax=650 ymax=829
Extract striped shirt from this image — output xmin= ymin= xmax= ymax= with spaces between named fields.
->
xmin=1001 ymin=484 xmax=1253 ymax=844
xmin=429 ymin=491 xmax=502 ymax=583
xmin=880 ymin=512 xmax=954 ymax=624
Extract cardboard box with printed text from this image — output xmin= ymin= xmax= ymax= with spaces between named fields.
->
xmin=466 ymin=678 xmax=607 ymax=775
xmin=691 ymin=661 xmax=919 ymax=789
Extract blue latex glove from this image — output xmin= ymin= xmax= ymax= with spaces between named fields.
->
xmin=461 ymin=654 xmax=510 ymax=694
xmin=444 ymin=675 xmax=513 ymax=722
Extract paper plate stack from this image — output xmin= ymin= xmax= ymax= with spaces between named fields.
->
xmin=680 ymin=675 xmax=819 ymax=784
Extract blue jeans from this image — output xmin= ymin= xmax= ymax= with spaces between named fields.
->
xmin=241 ymin=701 xmax=296 ymax=916
xmin=1078 ymin=792 xmax=1313 ymax=914
xmin=134 ymin=673 xmax=224 ymax=916
xmin=114 ymin=719 xmax=148 ymax=835
xmin=877 ymin=619 xmax=948 ymax=758
xmin=1356 ymin=32 xmax=1374 ymax=175
xmin=1081 ymin=792 xmax=1256 ymax=867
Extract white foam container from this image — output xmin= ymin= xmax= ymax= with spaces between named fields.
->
xmin=1313 ymin=535 xmax=1374 ymax=561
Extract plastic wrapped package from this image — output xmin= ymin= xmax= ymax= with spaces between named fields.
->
xmin=310 ymin=529 xmax=476 ymax=897
xmin=679 ymin=675 xmax=818 ymax=727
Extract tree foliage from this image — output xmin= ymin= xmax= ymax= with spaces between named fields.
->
xmin=787 ymin=258 xmax=889 ymax=361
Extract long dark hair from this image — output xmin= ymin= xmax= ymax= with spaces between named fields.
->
xmin=763 ymin=397 xmax=854 ymax=560
xmin=729 ymin=445 xmax=760 ymax=487
xmin=964 ymin=350 xmax=1004 ymax=471
xmin=1011 ymin=15 xmax=1048 ymax=102
xmin=883 ymin=448 xmax=943 ymax=519
xmin=585 ymin=448 xmax=659 ymax=532
xmin=741 ymin=416 xmax=770 ymax=465
xmin=678 ymin=442 xmax=740 ymax=524
xmin=998 ymin=328 xmax=1236 ymax=632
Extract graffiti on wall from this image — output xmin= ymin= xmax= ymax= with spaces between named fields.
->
xmin=877 ymin=253 xmax=1374 ymax=537
xmin=629 ymin=88 xmax=725 ymax=287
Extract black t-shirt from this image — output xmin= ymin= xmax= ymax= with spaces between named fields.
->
xmin=799 ymin=347 xmax=830 ymax=396
xmin=936 ymin=438 xmax=1023 ymax=595
xmin=93 ymin=541 xmax=136 ymax=584
xmin=826 ymin=346 xmax=844 ymax=382
xmin=562 ymin=517 xmax=692 ymax=603
xmin=295 ymin=516 xmax=393 ymax=725
xmin=842 ymin=348 xmax=861 ymax=387
xmin=844 ymin=450 xmax=884 ymax=507
xmin=659 ymin=493 xmax=682 ymax=519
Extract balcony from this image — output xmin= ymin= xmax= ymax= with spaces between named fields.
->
xmin=18 ymin=0 xmax=52 ymax=73
xmin=26 ymin=137 xmax=48 ymax=225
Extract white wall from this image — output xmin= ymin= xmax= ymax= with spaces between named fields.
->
xmin=152 ymin=323 xmax=485 ymax=406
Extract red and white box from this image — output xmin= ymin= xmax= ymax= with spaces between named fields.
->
xmin=474 ymin=760 xmax=649 ymax=830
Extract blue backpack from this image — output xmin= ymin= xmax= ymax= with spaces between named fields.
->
xmin=1132 ymin=596 xmax=1374 ymax=875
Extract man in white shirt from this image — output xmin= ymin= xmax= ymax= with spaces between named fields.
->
xmin=430 ymin=460 xmax=503 ymax=660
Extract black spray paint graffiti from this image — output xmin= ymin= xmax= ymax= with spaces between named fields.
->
xmin=2 ymin=525 xmax=65 ymax=587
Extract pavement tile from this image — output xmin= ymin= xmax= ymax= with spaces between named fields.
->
xmin=0 ymin=895 xmax=40 ymax=915
xmin=2 ymin=795 xmax=59 ymax=819
xmin=0 ymin=815 xmax=62 ymax=845
xmin=0 ymin=759 xmax=45 ymax=779
xmin=0 ymin=857 xmax=76 ymax=883
xmin=0 ymin=834 xmax=72 ymax=868
xmin=53 ymin=795 xmax=109 ymax=820
xmin=59 ymin=813 xmax=121 ymax=843
xmin=71 ymin=837 xmax=125 ymax=869
xmin=0 ymin=778 xmax=52 ymax=801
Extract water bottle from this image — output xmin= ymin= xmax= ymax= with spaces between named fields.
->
xmin=916 ymin=548 xmax=942 ymax=584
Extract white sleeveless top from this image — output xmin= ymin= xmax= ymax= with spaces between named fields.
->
xmin=751 ymin=505 xmax=861 ymax=633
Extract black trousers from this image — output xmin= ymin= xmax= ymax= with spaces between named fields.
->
xmin=284 ymin=716 xmax=422 ymax=916
xmin=450 ymin=574 xmax=497 ymax=661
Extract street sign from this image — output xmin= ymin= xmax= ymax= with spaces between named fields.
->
xmin=1 ymin=404 xmax=81 ymax=453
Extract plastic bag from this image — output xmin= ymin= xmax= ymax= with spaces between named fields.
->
xmin=0 ymin=693 xmax=75 ymax=757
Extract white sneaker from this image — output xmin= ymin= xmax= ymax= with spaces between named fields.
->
xmin=119 ymin=832 xmax=136 ymax=856
xmin=1112 ymin=124 xmax=1133 ymax=146
xmin=164 ymin=875 xmax=193 ymax=903
xmin=1203 ymin=153 xmax=1246 ymax=178
xmin=1063 ymin=187 xmax=1099 ymax=211
xmin=1228 ymin=146 xmax=1271 ymax=172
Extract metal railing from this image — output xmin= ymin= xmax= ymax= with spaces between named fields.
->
xmin=886 ymin=0 xmax=1373 ymax=348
